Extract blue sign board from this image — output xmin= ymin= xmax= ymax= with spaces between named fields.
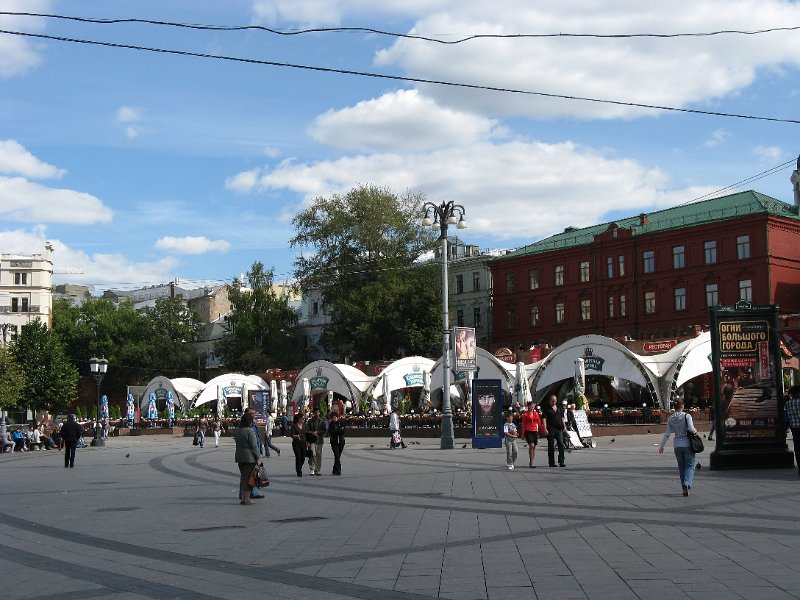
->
xmin=472 ymin=379 xmax=503 ymax=449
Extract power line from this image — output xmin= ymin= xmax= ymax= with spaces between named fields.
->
xmin=687 ymin=159 xmax=797 ymax=203
xmin=3 ymin=11 xmax=800 ymax=44
xmin=1 ymin=28 xmax=798 ymax=125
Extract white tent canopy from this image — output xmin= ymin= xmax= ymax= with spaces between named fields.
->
xmin=192 ymin=373 xmax=268 ymax=409
xmin=428 ymin=347 xmax=523 ymax=408
xmin=658 ymin=332 xmax=712 ymax=405
xmin=532 ymin=335 xmax=663 ymax=405
xmin=365 ymin=356 xmax=436 ymax=400
xmin=139 ymin=376 xmax=193 ymax=413
xmin=290 ymin=361 xmax=373 ymax=406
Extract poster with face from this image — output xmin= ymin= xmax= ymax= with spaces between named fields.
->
xmin=471 ymin=379 xmax=502 ymax=448
xmin=454 ymin=327 xmax=477 ymax=371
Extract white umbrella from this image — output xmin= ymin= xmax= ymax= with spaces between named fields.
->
xmin=327 ymin=390 xmax=334 ymax=413
xmin=514 ymin=362 xmax=531 ymax=406
xmin=419 ymin=370 xmax=431 ymax=409
xmin=574 ymin=357 xmax=586 ymax=396
xmin=279 ymin=379 xmax=287 ymax=409
xmin=382 ymin=374 xmax=391 ymax=414
xmin=270 ymin=380 xmax=278 ymax=412
xmin=302 ymin=378 xmax=310 ymax=411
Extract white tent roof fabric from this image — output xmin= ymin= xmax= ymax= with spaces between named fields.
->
xmin=192 ymin=373 xmax=268 ymax=408
xmin=290 ymin=361 xmax=373 ymax=405
xmin=365 ymin=356 xmax=436 ymax=399
xmin=430 ymin=347 xmax=517 ymax=393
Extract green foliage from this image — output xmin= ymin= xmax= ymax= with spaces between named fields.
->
xmin=290 ymin=184 xmax=440 ymax=361
xmin=319 ymin=399 xmax=328 ymax=419
xmin=0 ymin=346 xmax=26 ymax=410
xmin=110 ymin=404 xmax=121 ymax=420
xmin=399 ymin=394 xmax=412 ymax=415
xmin=216 ymin=261 xmax=302 ymax=370
xmin=12 ymin=319 xmax=79 ymax=414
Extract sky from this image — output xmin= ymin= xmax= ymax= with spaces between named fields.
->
xmin=1 ymin=0 xmax=800 ymax=292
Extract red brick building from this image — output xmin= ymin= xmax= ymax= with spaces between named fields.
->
xmin=490 ymin=190 xmax=800 ymax=353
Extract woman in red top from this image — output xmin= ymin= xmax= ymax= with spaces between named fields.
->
xmin=520 ymin=401 xmax=546 ymax=468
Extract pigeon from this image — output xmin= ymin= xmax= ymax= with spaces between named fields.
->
xmin=369 ymin=444 xmax=374 ymax=448
xmin=647 ymin=430 xmax=651 ymax=434
xmin=610 ymin=438 xmax=615 ymax=443
xmin=461 ymin=443 xmax=467 ymax=448
xmin=125 ymin=453 xmax=130 ymax=458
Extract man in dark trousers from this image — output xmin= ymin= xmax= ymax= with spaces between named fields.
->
xmin=542 ymin=395 xmax=566 ymax=468
xmin=785 ymin=385 xmax=800 ymax=477
xmin=60 ymin=414 xmax=83 ymax=468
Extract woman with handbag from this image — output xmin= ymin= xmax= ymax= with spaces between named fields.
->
xmin=234 ymin=412 xmax=262 ymax=505
xmin=658 ymin=399 xmax=698 ymax=497
xmin=290 ymin=412 xmax=307 ymax=478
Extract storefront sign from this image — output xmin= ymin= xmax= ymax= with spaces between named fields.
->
xmin=472 ymin=379 xmax=502 ymax=449
xmin=643 ymin=340 xmax=676 ymax=352
xmin=494 ymin=347 xmax=515 ymax=364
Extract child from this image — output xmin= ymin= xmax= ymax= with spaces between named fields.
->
xmin=503 ymin=412 xmax=518 ymax=470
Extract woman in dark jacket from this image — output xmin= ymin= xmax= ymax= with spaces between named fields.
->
xmin=234 ymin=412 xmax=262 ymax=505
xmin=328 ymin=412 xmax=345 ymax=475
xmin=290 ymin=413 xmax=307 ymax=477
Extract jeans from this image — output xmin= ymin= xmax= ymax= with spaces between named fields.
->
xmin=64 ymin=440 xmax=77 ymax=467
xmin=505 ymin=439 xmax=518 ymax=466
xmin=197 ymin=429 xmax=205 ymax=448
xmin=674 ymin=446 xmax=696 ymax=488
xmin=292 ymin=440 xmax=306 ymax=476
xmin=264 ymin=436 xmax=280 ymax=457
xmin=331 ymin=439 xmax=345 ymax=474
xmin=547 ymin=430 xmax=565 ymax=466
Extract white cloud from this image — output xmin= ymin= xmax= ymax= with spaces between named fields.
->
xmin=116 ymin=106 xmax=143 ymax=123
xmin=309 ymin=89 xmax=505 ymax=152
xmin=229 ymin=138 xmax=718 ymax=240
xmin=0 ymin=139 xmax=65 ymax=179
xmin=125 ymin=125 xmax=141 ymax=139
xmin=0 ymin=228 xmax=178 ymax=290
xmin=703 ymin=128 xmax=731 ymax=148
xmin=369 ymin=1 xmax=800 ymax=120
xmin=225 ymin=168 xmax=262 ymax=193
xmin=753 ymin=145 xmax=782 ymax=163
xmin=0 ymin=176 xmax=112 ymax=224
xmin=154 ymin=236 xmax=231 ymax=254
xmin=0 ymin=1 xmax=51 ymax=77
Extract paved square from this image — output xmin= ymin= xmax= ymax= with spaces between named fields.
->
xmin=2 ymin=433 xmax=799 ymax=599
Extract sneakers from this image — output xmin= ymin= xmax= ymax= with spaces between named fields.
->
xmin=682 ymin=484 xmax=689 ymax=497
xmin=309 ymin=469 xmax=315 ymax=476
xmin=507 ymin=464 xmax=514 ymax=470
xmin=707 ymin=436 xmax=714 ymax=441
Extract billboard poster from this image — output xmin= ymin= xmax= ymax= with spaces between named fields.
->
xmin=472 ymin=379 xmax=502 ymax=449
xmin=454 ymin=326 xmax=477 ymax=371
xmin=710 ymin=301 xmax=793 ymax=469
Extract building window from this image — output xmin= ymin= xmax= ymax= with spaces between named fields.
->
xmin=312 ymin=301 xmax=319 ymax=316
xmin=530 ymin=305 xmax=539 ymax=326
xmin=13 ymin=272 xmax=28 ymax=285
xmin=644 ymin=291 xmax=656 ymax=314
xmin=473 ymin=271 xmax=480 ymax=291
xmin=11 ymin=297 xmax=29 ymax=312
xmin=457 ymin=309 xmax=464 ymax=327
xmin=474 ymin=307 xmax=481 ymax=328
xmin=643 ymin=250 xmax=655 ymax=274
xmin=456 ymin=274 xmax=464 ymax=294
xmin=555 ymin=303 xmax=565 ymax=324
xmin=706 ymin=283 xmax=719 ymax=307
xmin=607 ymin=296 xmax=615 ymax=318
xmin=739 ymin=279 xmax=752 ymax=302
xmin=580 ymin=261 xmax=590 ymax=283
xmin=580 ymin=299 xmax=591 ymax=321
xmin=505 ymin=273 xmax=516 ymax=293
xmin=555 ymin=265 xmax=565 ymax=286
xmin=620 ymin=295 xmax=626 ymax=317
xmin=618 ymin=255 xmax=625 ymax=276
xmin=529 ymin=269 xmax=539 ymax=290
xmin=506 ymin=309 xmax=517 ymax=329
xmin=673 ymin=246 xmax=685 ymax=269
xmin=704 ymin=240 xmax=717 ymax=265
xmin=674 ymin=287 xmax=686 ymax=311
xmin=737 ymin=235 xmax=750 ymax=259
xmin=607 ymin=257 xmax=614 ymax=278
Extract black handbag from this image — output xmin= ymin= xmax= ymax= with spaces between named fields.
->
xmin=685 ymin=414 xmax=704 ymax=453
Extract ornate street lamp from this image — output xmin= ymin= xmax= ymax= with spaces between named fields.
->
xmin=422 ymin=201 xmax=467 ymax=449
xmin=89 ymin=357 xmax=109 ymax=447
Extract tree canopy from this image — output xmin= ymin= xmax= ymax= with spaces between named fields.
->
xmin=215 ymin=261 xmax=301 ymax=371
xmin=290 ymin=184 xmax=440 ymax=361
xmin=0 ymin=345 xmax=26 ymax=412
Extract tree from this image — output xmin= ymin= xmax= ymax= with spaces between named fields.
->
xmin=216 ymin=261 xmax=301 ymax=371
xmin=0 ymin=346 xmax=26 ymax=412
xmin=140 ymin=297 xmax=202 ymax=379
xmin=290 ymin=184 xmax=440 ymax=360
xmin=12 ymin=319 xmax=79 ymax=414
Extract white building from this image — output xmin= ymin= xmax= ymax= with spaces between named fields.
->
xmin=0 ymin=243 xmax=54 ymax=345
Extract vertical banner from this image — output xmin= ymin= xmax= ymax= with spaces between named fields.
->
xmin=472 ymin=379 xmax=503 ymax=449
xmin=454 ymin=327 xmax=478 ymax=371
xmin=709 ymin=301 xmax=793 ymax=469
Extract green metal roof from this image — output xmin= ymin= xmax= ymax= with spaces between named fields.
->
xmin=498 ymin=190 xmax=799 ymax=260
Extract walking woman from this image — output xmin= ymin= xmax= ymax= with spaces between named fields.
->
xmin=658 ymin=399 xmax=697 ymax=496
xmin=520 ymin=401 xmax=545 ymax=468
xmin=234 ymin=412 xmax=262 ymax=505
xmin=290 ymin=412 xmax=307 ymax=478
xmin=328 ymin=412 xmax=345 ymax=475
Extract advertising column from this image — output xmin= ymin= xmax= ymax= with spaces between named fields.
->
xmin=472 ymin=379 xmax=502 ymax=449
xmin=709 ymin=301 xmax=793 ymax=469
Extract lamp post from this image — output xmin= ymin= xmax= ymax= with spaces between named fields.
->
xmin=89 ymin=357 xmax=109 ymax=447
xmin=422 ymin=201 xmax=467 ymax=449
